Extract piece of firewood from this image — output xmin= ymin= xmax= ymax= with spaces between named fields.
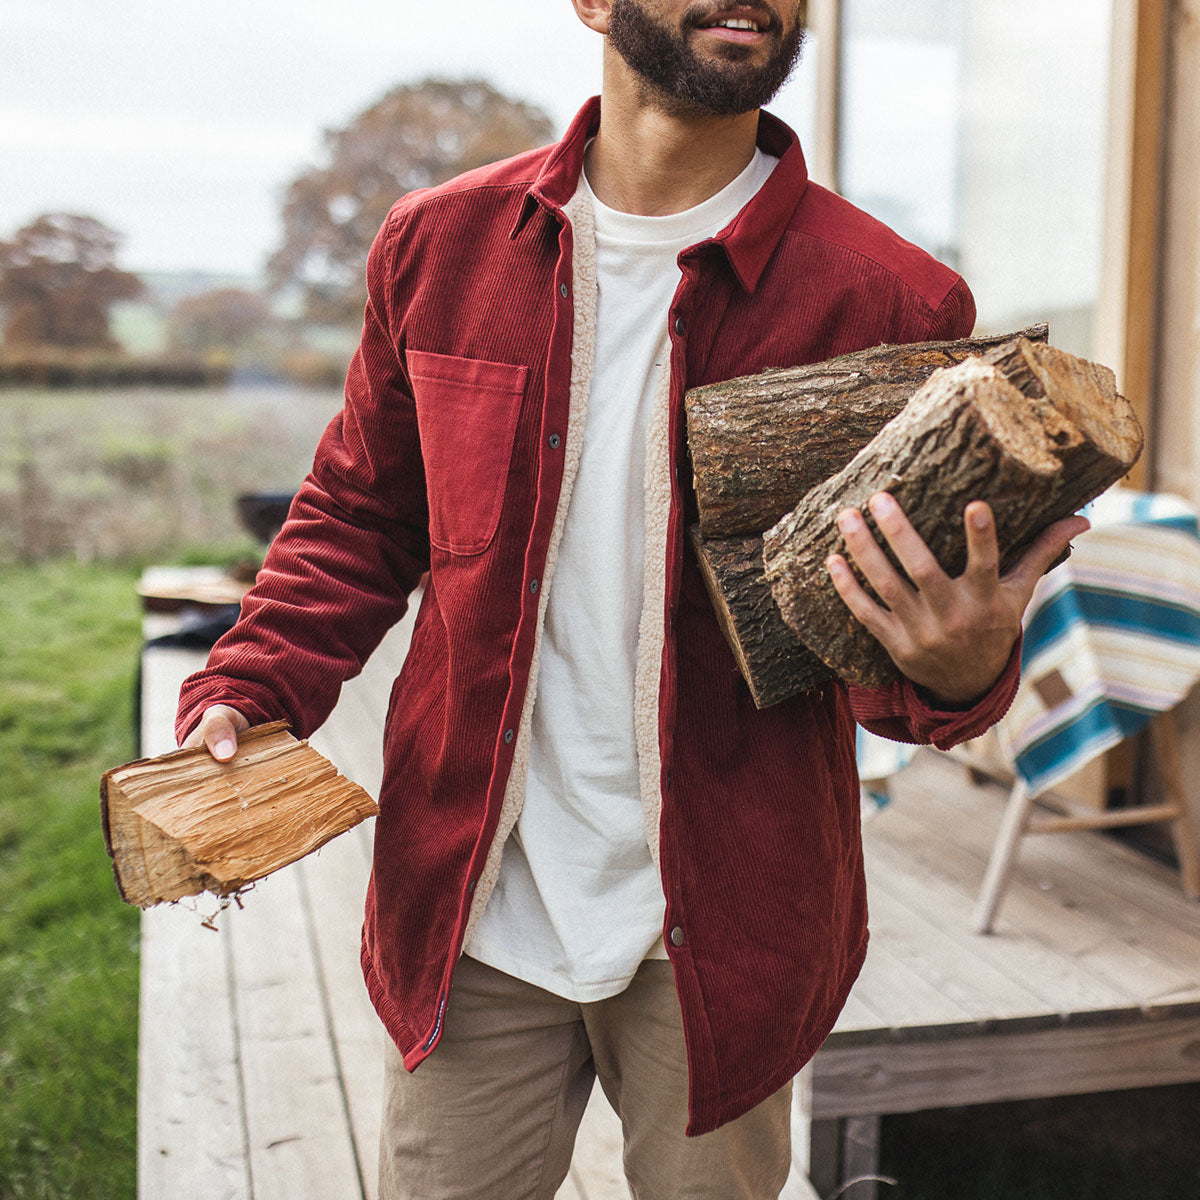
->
xmin=686 ymin=325 xmax=1049 ymax=538
xmin=100 ymin=721 xmax=378 ymax=908
xmin=689 ymin=525 xmax=832 ymax=708
xmin=762 ymin=338 xmax=1144 ymax=688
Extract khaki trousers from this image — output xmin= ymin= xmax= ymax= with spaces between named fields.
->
xmin=378 ymin=955 xmax=792 ymax=1200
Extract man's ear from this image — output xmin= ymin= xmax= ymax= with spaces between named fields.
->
xmin=571 ymin=0 xmax=613 ymax=35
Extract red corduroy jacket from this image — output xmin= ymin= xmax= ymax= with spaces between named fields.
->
xmin=178 ymin=97 xmax=1020 ymax=1135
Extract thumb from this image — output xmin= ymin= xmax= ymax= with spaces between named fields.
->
xmin=1006 ymin=514 xmax=1091 ymax=596
xmin=184 ymin=705 xmax=250 ymax=762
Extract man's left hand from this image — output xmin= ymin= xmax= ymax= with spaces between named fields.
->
xmin=826 ymin=493 xmax=1090 ymax=706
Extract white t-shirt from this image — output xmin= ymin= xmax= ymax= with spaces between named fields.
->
xmin=465 ymin=148 xmax=778 ymax=1002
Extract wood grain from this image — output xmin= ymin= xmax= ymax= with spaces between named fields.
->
xmin=102 ymin=723 xmax=378 ymax=907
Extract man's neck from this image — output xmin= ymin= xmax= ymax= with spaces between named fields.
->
xmin=584 ymin=52 xmax=761 ymax=216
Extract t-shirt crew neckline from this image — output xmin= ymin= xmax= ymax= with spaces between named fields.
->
xmin=581 ymin=146 xmax=778 ymax=249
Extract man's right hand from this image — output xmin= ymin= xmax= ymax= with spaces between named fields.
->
xmin=181 ymin=704 xmax=250 ymax=761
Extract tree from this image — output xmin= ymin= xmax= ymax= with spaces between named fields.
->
xmin=269 ymin=78 xmax=555 ymax=326
xmin=167 ymin=288 xmax=272 ymax=357
xmin=0 ymin=213 xmax=143 ymax=350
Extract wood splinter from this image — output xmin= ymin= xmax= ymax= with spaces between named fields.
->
xmin=100 ymin=721 xmax=379 ymax=908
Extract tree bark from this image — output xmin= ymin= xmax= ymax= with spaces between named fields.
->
xmin=689 ymin=525 xmax=832 ymax=708
xmin=686 ymin=325 xmax=1048 ymax=538
xmin=101 ymin=721 xmax=378 ymax=908
xmin=762 ymin=338 xmax=1144 ymax=689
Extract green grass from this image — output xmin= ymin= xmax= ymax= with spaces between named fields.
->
xmin=0 ymin=560 xmax=143 ymax=1199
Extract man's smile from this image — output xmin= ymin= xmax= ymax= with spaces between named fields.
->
xmin=692 ymin=6 xmax=777 ymax=47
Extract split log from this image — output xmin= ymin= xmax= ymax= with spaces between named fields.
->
xmin=686 ymin=325 xmax=1048 ymax=537
xmin=100 ymin=721 xmax=378 ymax=908
xmin=689 ymin=525 xmax=832 ymax=708
xmin=762 ymin=338 xmax=1144 ymax=688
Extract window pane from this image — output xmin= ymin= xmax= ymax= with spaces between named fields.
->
xmin=839 ymin=0 xmax=1113 ymax=358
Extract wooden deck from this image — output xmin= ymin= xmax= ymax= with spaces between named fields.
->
xmin=137 ymin=602 xmax=1200 ymax=1199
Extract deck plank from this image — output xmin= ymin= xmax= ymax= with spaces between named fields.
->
xmin=893 ymin=756 xmax=1200 ymax=1005
xmin=295 ymin=842 xmax=384 ymax=1200
xmin=847 ymin=936 xmax=975 ymax=1031
xmin=864 ymin=881 xmax=1049 ymax=1023
xmin=860 ymin=801 xmax=1145 ymax=1017
xmin=227 ymin=863 xmax=367 ymax=1198
xmin=138 ymin=647 xmax=250 ymax=1200
xmin=814 ymin=1008 xmax=1200 ymax=1119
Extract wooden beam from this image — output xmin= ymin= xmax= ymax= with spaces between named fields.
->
xmin=809 ymin=0 xmax=842 ymax=192
xmin=1094 ymin=0 xmax=1170 ymax=490
xmin=812 ymin=1010 xmax=1200 ymax=1119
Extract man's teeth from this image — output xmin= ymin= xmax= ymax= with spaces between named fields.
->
xmin=713 ymin=18 xmax=761 ymax=30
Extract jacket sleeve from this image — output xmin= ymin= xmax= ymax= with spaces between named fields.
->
xmin=175 ymin=212 xmax=430 ymax=744
xmin=845 ymin=270 xmax=1021 ymax=750
xmin=848 ymin=632 xmax=1022 ymax=750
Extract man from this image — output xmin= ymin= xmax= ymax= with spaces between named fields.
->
xmin=179 ymin=1 xmax=1086 ymax=1196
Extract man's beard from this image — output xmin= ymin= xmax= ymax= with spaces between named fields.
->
xmin=607 ymin=0 xmax=807 ymax=118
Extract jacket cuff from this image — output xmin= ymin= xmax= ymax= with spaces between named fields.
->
xmin=174 ymin=673 xmax=294 ymax=747
xmin=895 ymin=632 xmax=1023 ymax=750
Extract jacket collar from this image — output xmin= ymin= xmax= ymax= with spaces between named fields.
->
xmin=512 ymin=95 xmax=810 ymax=294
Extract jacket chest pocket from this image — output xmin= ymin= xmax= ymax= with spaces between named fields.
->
xmin=406 ymin=349 xmax=529 ymax=556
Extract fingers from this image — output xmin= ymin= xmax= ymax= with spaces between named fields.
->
xmin=181 ymin=704 xmax=250 ymax=761
xmin=836 ymin=500 xmax=918 ymax=614
xmin=864 ymin=493 xmax=949 ymax=595
xmin=962 ymin=501 xmax=1000 ymax=584
xmin=826 ymin=552 xmax=900 ymax=644
xmin=1006 ymin=514 xmax=1091 ymax=595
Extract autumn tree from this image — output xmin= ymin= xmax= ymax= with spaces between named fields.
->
xmin=269 ymin=78 xmax=555 ymax=326
xmin=167 ymin=288 xmax=273 ymax=357
xmin=0 ymin=213 xmax=143 ymax=350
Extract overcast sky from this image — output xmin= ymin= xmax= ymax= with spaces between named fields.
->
xmin=2 ymin=1 xmax=819 ymax=276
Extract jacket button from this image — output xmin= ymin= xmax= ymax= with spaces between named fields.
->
xmin=670 ymin=926 xmax=685 ymax=947
xmin=504 ymin=728 xmax=514 ymax=744
xmin=674 ymin=315 xmax=687 ymax=336
xmin=548 ymin=433 xmax=561 ymax=449
xmin=560 ymin=283 xmax=569 ymax=299
xmin=529 ymin=578 xmax=539 ymax=594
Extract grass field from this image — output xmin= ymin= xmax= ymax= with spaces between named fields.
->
xmin=0 ymin=383 xmax=339 ymax=565
xmin=0 ymin=560 xmax=143 ymax=1199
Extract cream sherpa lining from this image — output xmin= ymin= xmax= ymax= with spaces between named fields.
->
xmin=462 ymin=187 xmax=599 ymax=946
xmin=634 ymin=359 xmax=672 ymax=866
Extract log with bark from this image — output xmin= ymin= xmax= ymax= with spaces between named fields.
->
xmin=762 ymin=338 xmax=1144 ymax=688
xmin=685 ymin=325 xmax=1048 ymax=538
xmin=689 ymin=525 xmax=832 ymax=707
xmin=100 ymin=721 xmax=378 ymax=908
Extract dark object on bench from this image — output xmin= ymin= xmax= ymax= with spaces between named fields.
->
xmin=236 ymin=491 xmax=297 ymax=544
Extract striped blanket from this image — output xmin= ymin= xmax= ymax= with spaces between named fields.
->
xmin=857 ymin=490 xmax=1200 ymax=804
xmin=998 ymin=490 xmax=1200 ymax=796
